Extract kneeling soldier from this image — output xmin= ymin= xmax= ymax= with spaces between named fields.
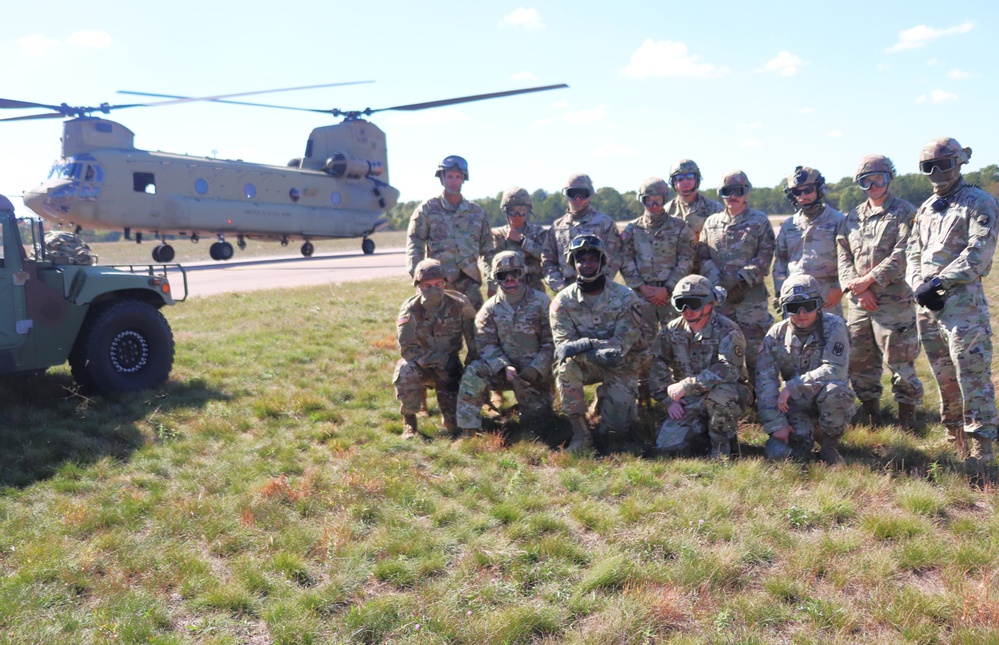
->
xmin=457 ymin=251 xmax=555 ymax=436
xmin=394 ymin=259 xmax=477 ymax=438
xmin=757 ymin=275 xmax=857 ymax=464
xmin=650 ymin=275 xmax=752 ymax=459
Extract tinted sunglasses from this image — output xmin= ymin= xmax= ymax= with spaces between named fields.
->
xmin=783 ymin=299 xmax=820 ymax=315
xmin=719 ymin=185 xmax=748 ymax=198
xmin=566 ymin=188 xmax=590 ymax=200
xmin=672 ymin=172 xmax=698 ymax=182
xmin=673 ymin=296 xmax=707 ymax=312
xmin=857 ymin=172 xmax=890 ymax=190
xmin=919 ymin=158 xmax=957 ymax=175
xmin=790 ymin=186 xmax=816 ymax=197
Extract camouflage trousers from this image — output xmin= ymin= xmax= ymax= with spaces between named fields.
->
xmin=554 ymin=354 xmax=639 ymax=436
xmin=393 ymin=358 xmax=461 ymax=418
xmin=846 ymin=297 xmax=923 ymax=406
xmin=917 ymin=301 xmax=998 ymax=440
xmin=637 ymin=298 xmax=674 ymax=397
xmin=716 ymin=288 xmax=773 ymax=392
xmin=655 ymin=383 xmax=752 ymax=452
xmin=456 ymin=359 xmax=553 ymax=430
xmin=448 ymin=273 xmax=483 ymax=311
xmin=780 ymin=381 xmax=856 ymax=446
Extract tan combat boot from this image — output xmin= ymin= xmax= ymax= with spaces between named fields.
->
xmin=817 ymin=435 xmax=844 ymax=465
xmin=854 ymin=399 xmax=882 ymax=427
xmin=946 ymin=424 xmax=970 ymax=458
xmin=897 ymin=403 xmax=917 ymax=431
xmin=565 ymin=414 xmax=593 ymax=452
xmin=401 ymin=414 xmax=418 ymax=439
xmin=709 ymin=439 xmax=731 ymax=461
xmin=967 ymin=437 xmax=995 ymax=471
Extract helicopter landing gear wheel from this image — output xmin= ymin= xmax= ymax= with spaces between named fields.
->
xmin=152 ymin=244 xmax=175 ymax=263
xmin=210 ymin=242 xmax=234 ymax=261
xmin=301 ymin=241 xmax=314 ymax=257
xmin=362 ymin=238 xmax=375 ymax=255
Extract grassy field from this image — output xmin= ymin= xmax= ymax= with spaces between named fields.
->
xmin=1 ymin=270 xmax=998 ymax=643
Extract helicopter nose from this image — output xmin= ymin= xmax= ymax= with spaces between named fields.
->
xmin=22 ymin=186 xmax=47 ymax=213
xmin=23 ymin=182 xmax=75 ymax=217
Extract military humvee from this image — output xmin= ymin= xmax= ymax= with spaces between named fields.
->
xmin=0 ymin=194 xmax=185 ymax=394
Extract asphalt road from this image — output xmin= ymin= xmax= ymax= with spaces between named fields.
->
xmin=168 ymin=247 xmax=408 ymax=298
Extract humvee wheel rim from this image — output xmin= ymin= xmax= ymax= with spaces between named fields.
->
xmin=110 ymin=330 xmax=149 ymax=373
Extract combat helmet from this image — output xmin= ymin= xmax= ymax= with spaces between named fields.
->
xmin=566 ymin=234 xmax=606 ymax=281
xmin=719 ymin=170 xmax=752 ymax=199
xmin=669 ymin=159 xmax=702 ymax=191
xmin=413 ymin=258 xmax=446 ymax=285
xmin=491 ymin=250 xmax=526 ymax=280
xmin=501 ymin=187 xmax=532 ymax=213
xmin=671 ymin=275 xmax=720 ymax=311
xmin=434 ymin=155 xmax=469 ymax=181
xmin=637 ymin=177 xmax=670 ymax=204
xmin=854 ymin=155 xmax=896 ymax=182
xmin=919 ymin=137 xmax=972 ymax=173
xmin=779 ymin=274 xmax=823 ymax=314
xmin=784 ymin=165 xmax=826 ymax=206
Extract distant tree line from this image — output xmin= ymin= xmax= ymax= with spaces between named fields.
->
xmin=387 ymin=164 xmax=999 ymax=230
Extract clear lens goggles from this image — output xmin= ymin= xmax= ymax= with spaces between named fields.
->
xmin=857 ymin=172 xmax=890 ymax=190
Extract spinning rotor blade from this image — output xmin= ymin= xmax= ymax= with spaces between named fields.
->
xmin=115 ymin=91 xmax=332 ymax=115
xmin=370 ymin=84 xmax=569 ymax=113
xmin=117 ymin=80 xmax=373 ymax=109
xmin=0 ymin=112 xmax=68 ymax=122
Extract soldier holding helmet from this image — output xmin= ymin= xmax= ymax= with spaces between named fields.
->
xmin=394 ymin=259 xmax=478 ymax=439
xmin=456 ymin=251 xmax=554 ymax=437
xmin=550 ymin=235 xmax=644 ymax=451
xmin=907 ymin=137 xmax=999 ymax=464
xmin=698 ymin=170 xmax=775 ymax=391
xmin=487 ymin=187 xmax=547 ymax=297
xmin=407 ymin=155 xmax=493 ymax=310
xmin=649 ymin=275 xmax=752 ymax=459
xmin=757 ymin=275 xmax=856 ymax=464
xmin=837 ymin=155 xmax=923 ymax=428
xmin=541 ymin=173 xmax=622 ymax=293
xmin=774 ymin=166 xmax=847 ymax=317
xmin=665 ymin=159 xmax=723 ymax=273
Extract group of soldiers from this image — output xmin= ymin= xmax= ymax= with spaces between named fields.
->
xmin=393 ymin=137 xmax=999 ymax=466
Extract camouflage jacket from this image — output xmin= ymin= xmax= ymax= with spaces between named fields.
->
xmin=756 ymin=313 xmax=851 ymax=434
xmin=906 ymin=180 xmax=999 ymax=295
xmin=665 ymin=193 xmax=724 ymax=241
xmin=838 ymin=195 xmax=916 ymax=304
xmin=649 ymin=312 xmax=748 ymax=402
xmin=541 ymin=206 xmax=623 ymax=292
xmin=406 ymin=193 xmax=494 ymax=284
xmin=475 ymin=287 xmax=553 ymax=378
xmin=698 ymin=208 xmax=775 ymax=289
xmin=619 ymin=213 xmax=695 ymax=290
xmin=773 ymin=205 xmax=846 ymax=295
xmin=490 ymin=222 xmax=548 ymax=285
xmin=396 ymin=291 xmax=477 ymax=370
xmin=550 ymin=281 xmax=644 ymax=358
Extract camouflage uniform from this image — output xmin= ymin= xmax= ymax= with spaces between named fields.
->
xmin=550 ymin=278 xmax=644 ymax=439
xmin=773 ymin=205 xmax=847 ymax=317
xmin=406 ymin=194 xmax=493 ymax=310
xmin=907 ymin=162 xmax=999 ymax=444
xmin=489 ymin=222 xmax=547 ymax=294
xmin=664 ymin=194 xmax=724 ymax=248
xmin=650 ymin=293 xmax=751 ymax=456
xmin=838 ymin=194 xmax=923 ymax=410
xmin=43 ymin=231 xmax=99 ymax=265
xmin=699 ymin=206 xmax=775 ymax=387
xmin=394 ymin=288 xmax=477 ymax=428
xmin=456 ymin=285 xmax=554 ymax=430
xmin=620 ymin=207 xmax=695 ymax=329
xmin=757 ymin=276 xmax=856 ymax=461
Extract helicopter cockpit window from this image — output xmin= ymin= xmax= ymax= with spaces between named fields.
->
xmin=244 ymin=184 xmax=256 ymax=199
xmin=49 ymin=162 xmax=83 ymax=180
xmin=133 ymin=172 xmax=156 ymax=194
xmin=195 ymin=179 xmax=209 ymax=195
xmin=83 ymin=164 xmax=103 ymax=182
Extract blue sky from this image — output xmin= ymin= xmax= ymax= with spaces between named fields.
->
xmin=2 ymin=1 xmax=995 ymax=210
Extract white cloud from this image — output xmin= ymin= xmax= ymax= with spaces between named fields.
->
xmin=66 ymin=30 xmax=112 ymax=48
xmin=15 ymin=34 xmax=61 ymax=55
xmin=915 ymin=89 xmax=958 ymax=104
xmin=947 ymin=68 xmax=970 ymax=79
xmin=621 ymin=38 xmax=730 ymax=79
xmin=387 ymin=108 xmax=470 ymax=125
xmin=593 ymin=141 xmax=641 ymax=156
xmin=549 ymin=99 xmax=569 ymax=109
xmin=799 ymin=107 xmax=814 ymax=115
xmin=533 ymin=118 xmax=554 ymax=127
xmin=563 ymin=107 xmax=606 ymax=125
xmin=741 ymin=139 xmax=762 ymax=148
xmin=886 ymin=21 xmax=974 ymax=53
xmin=927 ymin=58 xmax=938 ymax=66
xmin=499 ymin=8 xmax=543 ymax=30
xmin=827 ymin=130 xmax=844 ymax=138
xmin=877 ymin=63 xmax=890 ymax=71
xmin=739 ymin=122 xmax=763 ymax=130
xmin=758 ymin=51 xmax=805 ymax=77
xmin=510 ymin=71 xmax=537 ymax=81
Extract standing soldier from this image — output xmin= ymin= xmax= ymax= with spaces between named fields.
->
xmin=620 ymin=177 xmax=695 ymax=400
xmin=837 ymin=155 xmax=923 ymax=428
xmin=407 ymin=155 xmax=493 ymax=310
xmin=550 ymin=235 xmax=644 ymax=451
xmin=757 ymin=275 xmax=857 ymax=464
xmin=541 ymin=173 xmax=623 ymax=292
xmin=698 ymin=170 xmax=776 ymax=391
xmin=907 ymin=137 xmax=998 ymax=463
xmin=487 ymin=187 xmax=547 ymax=297
xmin=457 ymin=251 xmax=554 ymax=437
xmin=665 ymin=159 xmax=723 ymax=272
xmin=650 ymin=275 xmax=752 ymax=459
xmin=774 ymin=166 xmax=847 ymax=317
xmin=394 ymin=259 xmax=477 ymax=438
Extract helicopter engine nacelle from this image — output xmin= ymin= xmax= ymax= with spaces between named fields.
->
xmin=324 ymin=153 xmax=384 ymax=179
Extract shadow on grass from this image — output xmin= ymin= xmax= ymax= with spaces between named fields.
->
xmin=0 ymin=373 xmax=226 ymax=488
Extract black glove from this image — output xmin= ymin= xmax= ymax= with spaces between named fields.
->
xmin=519 ymin=366 xmax=542 ymax=384
xmin=914 ymin=277 xmax=946 ymax=311
xmin=554 ymin=338 xmax=593 ymax=363
xmin=586 ymin=347 xmax=623 ymax=368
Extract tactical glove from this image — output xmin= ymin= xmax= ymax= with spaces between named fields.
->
xmin=554 ymin=338 xmax=593 ymax=363
xmin=585 ymin=347 xmax=623 ymax=368
xmin=914 ymin=277 xmax=946 ymax=311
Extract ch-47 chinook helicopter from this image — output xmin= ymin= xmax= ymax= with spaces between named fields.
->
xmin=2 ymin=82 xmax=567 ymax=262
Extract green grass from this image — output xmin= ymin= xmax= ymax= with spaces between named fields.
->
xmin=1 ymin=274 xmax=998 ymax=643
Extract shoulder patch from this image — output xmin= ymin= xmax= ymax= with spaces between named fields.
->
xmin=832 ymin=342 xmax=845 ymax=357
xmin=397 ymin=313 xmax=411 ymax=326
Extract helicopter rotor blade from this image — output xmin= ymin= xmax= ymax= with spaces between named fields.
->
xmin=368 ymin=84 xmax=569 ymax=114
xmin=0 ymin=98 xmax=65 ymax=111
xmin=0 ymin=112 xmax=67 ymax=122
xmin=117 ymin=80 xmax=374 ymax=108
xmin=114 ymin=91 xmax=333 ymax=115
